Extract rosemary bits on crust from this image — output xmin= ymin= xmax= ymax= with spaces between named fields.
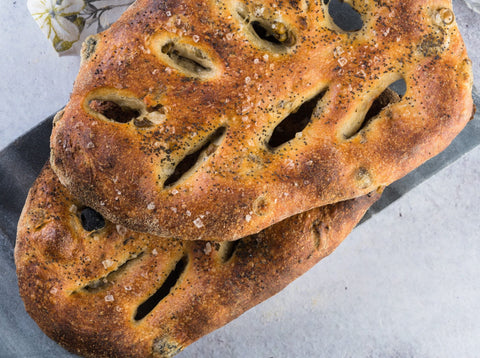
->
xmin=49 ymin=0 xmax=474 ymax=241
xmin=15 ymin=164 xmax=380 ymax=358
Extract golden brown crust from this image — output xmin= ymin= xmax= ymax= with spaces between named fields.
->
xmin=50 ymin=0 xmax=473 ymax=240
xmin=15 ymin=164 xmax=380 ymax=358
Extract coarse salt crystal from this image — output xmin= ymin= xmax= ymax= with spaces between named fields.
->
xmin=147 ymin=202 xmax=156 ymax=210
xmin=338 ymin=57 xmax=348 ymax=67
xmin=245 ymin=76 xmax=251 ymax=84
xmin=105 ymin=294 xmax=114 ymax=302
xmin=285 ymin=159 xmax=295 ymax=169
xmin=204 ymin=242 xmax=212 ymax=254
xmin=193 ymin=35 xmax=200 ymax=42
xmin=226 ymin=33 xmax=233 ymax=40
xmin=263 ymin=54 xmax=269 ymax=61
xmin=166 ymin=10 xmax=171 ymax=16
xmin=171 ymin=207 xmax=177 ymax=213
xmin=254 ymin=6 xmax=265 ymax=16
xmin=254 ymin=58 xmax=260 ymax=64
xmin=124 ymin=285 xmax=132 ymax=291
xmin=69 ymin=204 xmax=77 ymax=213
xmin=152 ymin=248 xmax=158 ymax=256
xmin=245 ymin=214 xmax=252 ymax=222
xmin=193 ymin=218 xmax=204 ymax=228
xmin=87 ymin=142 xmax=95 ymax=149
xmin=186 ymin=210 xmax=191 ymax=216
xmin=102 ymin=259 xmax=114 ymax=269
xmin=171 ymin=189 xmax=179 ymax=195
xmin=116 ymin=224 xmax=128 ymax=236
xmin=334 ymin=46 xmax=344 ymax=57
xmin=50 ymin=287 xmax=58 ymax=294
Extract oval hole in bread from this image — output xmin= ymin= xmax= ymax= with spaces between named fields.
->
xmin=250 ymin=20 xmax=296 ymax=47
xmin=236 ymin=4 xmax=296 ymax=51
xmin=81 ymin=253 xmax=144 ymax=293
xmin=134 ymin=255 xmax=188 ymax=321
xmin=388 ymin=78 xmax=407 ymax=98
xmin=218 ymin=240 xmax=241 ymax=263
xmin=164 ymin=126 xmax=227 ymax=188
xmin=343 ymin=78 xmax=405 ymax=139
xmin=327 ymin=0 xmax=363 ymax=32
xmin=268 ymin=89 xmax=327 ymax=149
xmin=88 ymin=99 xmax=140 ymax=124
xmin=80 ymin=207 xmax=105 ymax=231
xmin=161 ymin=41 xmax=212 ymax=75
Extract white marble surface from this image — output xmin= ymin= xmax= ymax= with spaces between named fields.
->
xmin=1 ymin=1 xmax=479 ymax=357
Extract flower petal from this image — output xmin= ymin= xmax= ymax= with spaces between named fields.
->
xmin=27 ymin=0 xmax=52 ymax=15
xmin=51 ymin=16 xmax=80 ymax=42
xmin=57 ymin=0 xmax=85 ymax=15
xmin=28 ymin=7 xmax=57 ymax=42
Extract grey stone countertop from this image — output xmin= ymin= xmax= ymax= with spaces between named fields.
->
xmin=0 ymin=1 xmax=479 ymax=357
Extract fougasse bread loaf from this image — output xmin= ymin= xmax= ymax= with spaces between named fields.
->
xmin=15 ymin=164 xmax=380 ymax=358
xmin=50 ymin=0 xmax=474 ymax=241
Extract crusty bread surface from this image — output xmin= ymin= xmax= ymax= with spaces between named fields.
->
xmin=50 ymin=0 xmax=474 ymax=241
xmin=15 ymin=164 xmax=380 ymax=358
